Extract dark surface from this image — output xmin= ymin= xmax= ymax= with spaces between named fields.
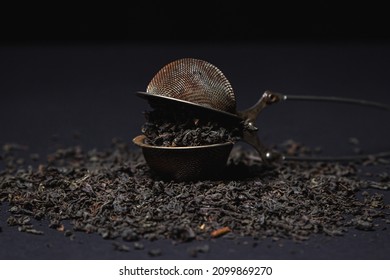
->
xmin=1 ymin=43 xmax=390 ymax=259
xmin=2 ymin=3 xmax=390 ymax=44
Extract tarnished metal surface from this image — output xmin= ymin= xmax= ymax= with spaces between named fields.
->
xmin=146 ymin=58 xmax=237 ymax=113
xmin=133 ymin=135 xmax=234 ymax=181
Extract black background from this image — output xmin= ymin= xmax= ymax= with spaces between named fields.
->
xmin=1 ymin=3 xmax=390 ymax=260
xmin=1 ymin=2 xmax=390 ymax=45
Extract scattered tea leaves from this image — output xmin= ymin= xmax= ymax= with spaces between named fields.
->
xmin=0 ymin=138 xmax=389 ymax=247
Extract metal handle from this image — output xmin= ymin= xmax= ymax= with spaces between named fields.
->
xmin=236 ymin=91 xmax=285 ymax=164
xmin=238 ymin=90 xmax=390 ymax=164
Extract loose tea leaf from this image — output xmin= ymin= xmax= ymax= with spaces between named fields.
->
xmin=0 ymin=138 xmax=389 ymax=246
xmin=210 ymin=226 xmax=231 ymax=238
xmin=113 ymin=242 xmax=130 ymax=252
xmin=148 ymin=248 xmax=162 ymax=257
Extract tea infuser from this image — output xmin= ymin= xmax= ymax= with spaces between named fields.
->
xmin=133 ymin=58 xmax=390 ymax=180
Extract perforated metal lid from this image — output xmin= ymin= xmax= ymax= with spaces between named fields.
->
xmin=146 ymin=58 xmax=237 ymax=114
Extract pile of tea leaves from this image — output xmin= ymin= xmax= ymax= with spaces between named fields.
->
xmin=0 ymin=139 xmax=389 ymax=246
xmin=141 ymin=109 xmax=241 ymax=147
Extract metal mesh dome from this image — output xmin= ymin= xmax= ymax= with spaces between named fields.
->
xmin=146 ymin=58 xmax=237 ymax=113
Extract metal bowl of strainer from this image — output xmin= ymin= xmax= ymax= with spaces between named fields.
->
xmin=133 ymin=135 xmax=234 ymax=181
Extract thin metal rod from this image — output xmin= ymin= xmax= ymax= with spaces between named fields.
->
xmin=271 ymin=93 xmax=390 ymax=162
xmin=284 ymin=95 xmax=390 ymax=111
